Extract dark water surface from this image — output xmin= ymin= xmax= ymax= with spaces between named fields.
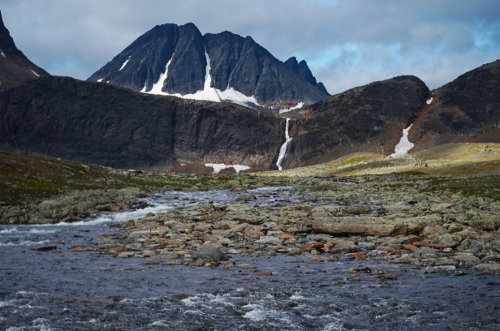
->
xmin=1 ymin=188 xmax=499 ymax=330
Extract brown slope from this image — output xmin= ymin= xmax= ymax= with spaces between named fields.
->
xmin=409 ymin=59 xmax=500 ymax=151
xmin=284 ymin=76 xmax=429 ymax=167
xmin=0 ymin=10 xmax=49 ymax=89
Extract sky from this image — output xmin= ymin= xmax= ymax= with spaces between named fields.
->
xmin=1 ymin=0 xmax=499 ymax=94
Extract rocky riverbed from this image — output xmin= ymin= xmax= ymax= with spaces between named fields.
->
xmin=66 ymin=173 xmax=500 ymax=275
xmin=1 ymin=172 xmax=499 ymax=329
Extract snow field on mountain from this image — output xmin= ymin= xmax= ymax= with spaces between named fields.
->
xmin=142 ymin=51 xmax=260 ymax=107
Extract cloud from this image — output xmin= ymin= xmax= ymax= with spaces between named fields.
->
xmin=1 ymin=0 xmax=499 ymax=93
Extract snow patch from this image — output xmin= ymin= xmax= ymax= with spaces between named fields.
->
xmin=390 ymin=124 xmax=414 ymax=157
xmin=0 ymin=50 xmax=5 ymax=58
xmin=205 ymin=163 xmax=251 ymax=174
xmin=149 ymin=57 xmax=173 ymax=94
xmin=279 ymin=102 xmax=304 ymax=114
xmin=142 ymin=50 xmax=260 ymax=107
xmin=30 ymin=70 xmax=40 ymax=77
xmin=216 ymin=86 xmax=260 ymax=107
xmin=119 ymin=57 xmax=131 ymax=71
xmin=426 ymin=97 xmax=433 ymax=105
xmin=97 ymin=78 xmax=104 ymax=83
xmin=276 ymin=118 xmax=292 ymax=170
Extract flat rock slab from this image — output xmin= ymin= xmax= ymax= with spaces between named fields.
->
xmin=312 ymin=217 xmax=407 ymax=237
xmin=474 ymin=263 xmax=500 ymax=275
xmin=192 ymin=247 xmax=228 ymax=262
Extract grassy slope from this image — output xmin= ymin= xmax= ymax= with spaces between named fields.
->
xmin=265 ymin=143 xmax=500 ymax=177
xmin=263 ymin=143 xmax=500 ymax=201
xmin=0 ymin=149 xmax=307 ymax=208
xmin=1 ymin=143 xmax=499 ymax=209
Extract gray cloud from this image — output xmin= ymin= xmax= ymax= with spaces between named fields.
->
xmin=1 ymin=0 xmax=499 ymax=93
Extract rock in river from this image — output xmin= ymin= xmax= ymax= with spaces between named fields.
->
xmin=192 ymin=247 xmax=228 ymax=262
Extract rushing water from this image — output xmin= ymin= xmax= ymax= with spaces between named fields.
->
xmin=1 ymin=188 xmax=499 ymax=330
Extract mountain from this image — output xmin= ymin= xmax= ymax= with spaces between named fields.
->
xmin=408 ymin=59 xmax=500 ymax=150
xmin=284 ymin=76 xmax=430 ymax=167
xmin=283 ymin=56 xmax=329 ymax=95
xmin=0 ymin=10 xmax=49 ymax=89
xmin=0 ymin=16 xmax=285 ymax=172
xmin=1 ymin=11 xmax=498 ymax=173
xmin=88 ymin=23 xmax=329 ymax=111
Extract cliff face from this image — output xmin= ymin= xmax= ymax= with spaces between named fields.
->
xmin=0 ymin=76 xmax=284 ymax=170
xmin=409 ymin=59 xmax=500 ymax=150
xmin=0 ymin=10 xmax=49 ymax=88
xmin=285 ymin=76 xmax=430 ymax=166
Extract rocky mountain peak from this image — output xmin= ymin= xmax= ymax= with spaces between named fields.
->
xmin=88 ymin=22 xmax=329 ymax=110
xmin=283 ymin=56 xmax=329 ymax=95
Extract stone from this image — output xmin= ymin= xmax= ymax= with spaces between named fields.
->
xmin=312 ymin=217 xmax=407 ymax=237
xmin=330 ymin=241 xmax=358 ymax=254
xmin=255 ymin=236 xmax=282 ymax=245
xmin=473 ymin=263 xmax=500 ymax=275
xmin=32 ymin=246 xmax=58 ymax=251
xmin=410 ymin=247 xmax=438 ymax=258
xmin=117 ymin=251 xmax=135 ymax=258
xmin=434 ymin=258 xmax=457 ymax=266
xmin=452 ymin=253 xmax=481 ymax=267
xmin=192 ymin=247 xmax=228 ymax=262
xmin=425 ymin=265 xmax=457 ymax=273
xmin=237 ymin=263 xmax=254 ymax=269
xmin=468 ymin=241 xmax=487 ymax=258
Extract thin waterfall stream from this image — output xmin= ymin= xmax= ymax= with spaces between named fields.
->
xmin=276 ymin=118 xmax=292 ymax=170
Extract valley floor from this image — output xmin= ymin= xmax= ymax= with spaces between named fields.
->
xmin=1 ymin=145 xmax=499 ymax=328
xmin=0 ymin=145 xmax=499 ymax=276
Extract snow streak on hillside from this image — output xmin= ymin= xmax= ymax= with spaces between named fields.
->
xmin=390 ymin=124 xmax=414 ymax=157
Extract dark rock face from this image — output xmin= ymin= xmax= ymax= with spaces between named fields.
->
xmin=88 ymin=23 xmax=328 ymax=109
xmin=0 ymin=76 xmax=284 ymax=169
xmin=410 ymin=59 xmax=500 ymax=149
xmin=286 ymin=76 xmax=429 ymax=166
xmin=283 ymin=57 xmax=329 ymax=95
xmin=0 ymin=10 xmax=49 ymax=88
xmin=164 ymin=23 xmax=206 ymax=95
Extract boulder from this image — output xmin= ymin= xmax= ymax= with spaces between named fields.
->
xmin=192 ymin=247 xmax=228 ymax=262
xmin=312 ymin=217 xmax=407 ymax=237
xmin=474 ymin=263 xmax=500 ymax=275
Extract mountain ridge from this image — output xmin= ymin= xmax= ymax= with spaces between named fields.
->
xmin=88 ymin=22 xmax=329 ymax=110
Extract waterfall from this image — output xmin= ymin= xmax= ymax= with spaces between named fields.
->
xmin=276 ymin=118 xmax=292 ymax=170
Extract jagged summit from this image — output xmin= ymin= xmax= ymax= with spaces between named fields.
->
xmin=283 ymin=56 xmax=329 ymax=95
xmin=88 ymin=22 xmax=329 ymax=110
xmin=0 ymin=10 xmax=49 ymax=88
